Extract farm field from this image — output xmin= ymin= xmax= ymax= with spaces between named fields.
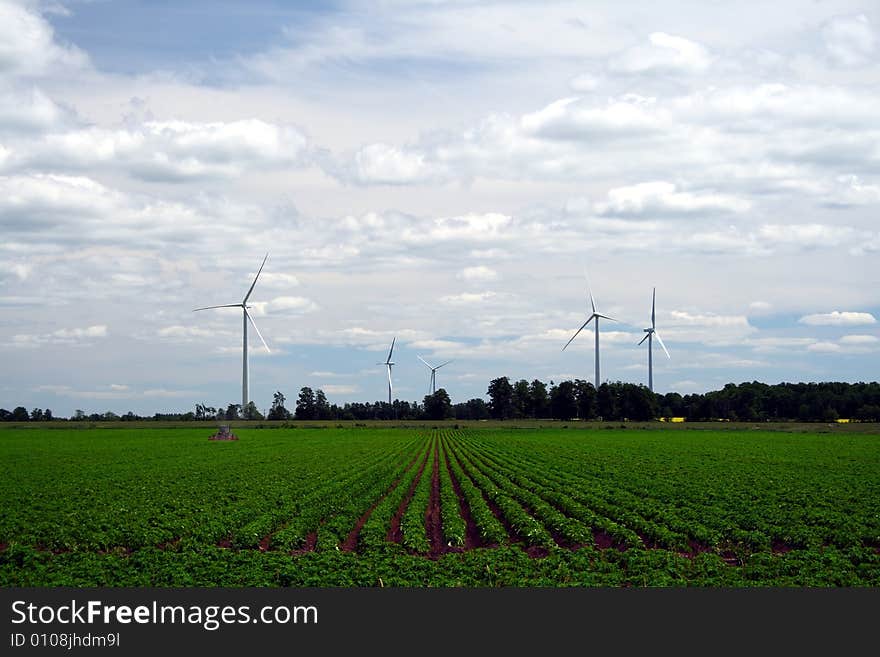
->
xmin=1 ymin=424 xmax=879 ymax=586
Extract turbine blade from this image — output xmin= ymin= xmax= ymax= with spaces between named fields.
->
xmin=651 ymin=287 xmax=656 ymax=329
xmin=597 ymin=313 xmax=619 ymax=323
xmin=242 ymin=253 xmax=269 ymax=304
xmin=435 ymin=360 xmax=452 ymax=369
xmin=655 ymin=331 xmax=671 ymax=359
xmin=245 ymin=308 xmax=270 ymax=353
xmin=589 ymin=289 xmax=597 ymax=314
xmin=387 ymin=364 xmax=393 ymax=391
xmin=638 ymin=334 xmax=649 ymax=345
xmin=417 ymin=355 xmax=433 ymax=369
xmin=193 ymin=303 xmax=242 ymax=312
xmin=562 ymin=317 xmax=593 ymax=351
xmin=387 ymin=337 xmax=396 ymax=363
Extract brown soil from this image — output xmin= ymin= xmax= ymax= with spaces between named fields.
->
xmin=443 ymin=442 xmax=483 ymax=550
xmin=290 ymin=531 xmax=318 ymax=556
xmin=0 ymin=542 xmax=7 ymax=552
xmin=156 ymin=537 xmax=181 ymax=551
xmin=340 ymin=447 xmax=424 ymax=552
xmin=637 ymin=531 xmax=661 ymax=550
xmin=450 ymin=448 xmax=519 ymax=547
xmin=526 ymin=546 xmax=550 ymax=559
xmin=426 ymin=438 xmax=444 ymax=557
xmin=216 ymin=536 xmax=233 ymax=549
xmin=677 ymin=538 xmax=712 ymax=559
xmin=387 ymin=447 xmax=430 ymax=543
xmin=593 ymin=529 xmax=627 ymax=552
xmin=771 ymin=539 xmax=794 ymax=554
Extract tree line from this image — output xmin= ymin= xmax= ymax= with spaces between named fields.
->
xmin=2 ymin=380 xmax=879 ymax=423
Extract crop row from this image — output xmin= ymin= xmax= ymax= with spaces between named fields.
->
xmin=456 ymin=433 xmax=690 ymax=550
xmin=439 ymin=434 xmax=508 ymax=545
xmin=354 ymin=438 xmax=433 ymax=553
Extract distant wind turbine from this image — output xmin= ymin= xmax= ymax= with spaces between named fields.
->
xmin=638 ymin=287 xmax=670 ymax=392
xmin=562 ymin=282 xmax=618 ymax=389
xmin=418 ymin=356 xmax=452 ymax=394
xmin=377 ymin=338 xmax=396 ymax=404
xmin=193 ymin=253 xmax=270 ymax=414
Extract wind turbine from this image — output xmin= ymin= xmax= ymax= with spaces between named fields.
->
xmin=562 ymin=283 xmax=618 ymax=389
xmin=638 ymin=287 xmax=670 ymax=392
xmin=418 ymin=356 xmax=452 ymax=394
xmin=193 ymin=253 xmax=270 ymax=415
xmin=377 ymin=338 xmax=396 ymax=404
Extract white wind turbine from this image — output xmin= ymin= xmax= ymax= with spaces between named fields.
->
xmin=638 ymin=287 xmax=670 ymax=392
xmin=562 ymin=282 xmax=618 ymax=389
xmin=377 ymin=338 xmax=396 ymax=404
xmin=193 ymin=253 xmax=270 ymax=414
xmin=418 ymin=356 xmax=452 ymax=394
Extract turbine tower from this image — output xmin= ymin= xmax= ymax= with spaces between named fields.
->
xmin=378 ymin=338 xmax=396 ymax=404
xmin=193 ymin=253 xmax=270 ymax=415
xmin=562 ymin=284 xmax=617 ymax=389
xmin=418 ymin=356 xmax=452 ymax=394
xmin=638 ymin=287 xmax=670 ymax=392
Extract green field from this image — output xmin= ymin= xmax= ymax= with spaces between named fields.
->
xmin=1 ymin=423 xmax=879 ymax=586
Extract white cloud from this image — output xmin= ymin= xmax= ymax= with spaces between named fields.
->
xmin=822 ymin=14 xmax=875 ymax=67
xmin=0 ymin=85 xmax=68 ymax=132
xmin=52 ymin=325 xmax=107 ymax=339
xmin=439 ymin=291 xmax=498 ymax=305
xmin=594 ymin=181 xmax=750 ymax=216
xmin=158 ymin=325 xmax=229 ymax=340
xmin=320 ymin=384 xmax=359 ymax=395
xmin=0 ymin=1 xmax=88 ymax=76
xmin=839 ymin=335 xmax=878 ymax=345
xmin=267 ymin=296 xmax=318 ymax=313
xmin=457 ymin=266 xmax=498 ymax=282
xmin=746 ymin=337 xmax=818 ymax=351
xmin=351 ymin=143 xmax=431 ymax=185
xmin=568 ymin=73 xmax=601 ymax=92
xmin=14 ymin=120 xmax=310 ymax=181
xmin=5 ymin=324 xmax=107 ymax=348
xmin=256 ymin=272 xmax=300 ymax=288
xmin=799 ymin=311 xmax=877 ymax=326
xmin=521 ymin=95 xmax=664 ymax=141
xmin=610 ymin=32 xmax=713 ymax=75
xmin=807 ymin=341 xmax=842 ymax=353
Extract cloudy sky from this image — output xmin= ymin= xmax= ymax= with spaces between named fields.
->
xmin=1 ymin=0 xmax=878 ymax=416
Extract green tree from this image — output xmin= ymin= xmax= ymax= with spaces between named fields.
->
xmin=487 ymin=377 xmax=514 ymax=419
xmin=295 ymin=387 xmax=317 ymax=420
xmin=528 ymin=379 xmax=550 ymax=418
xmin=512 ymin=379 xmax=531 ymax=418
xmin=315 ymin=390 xmax=332 ymax=420
xmin=267 ymin=391 xmax=291 ymax=420
xmin=244 ymin=401 xmax=263 ymax=420
xmin=574 ymin=379 xmax=597 ymax=419
xmin=424 ymin=388 xmax=453 ymax=420
xmin=550 ymin=381 xmax=578 ymax=419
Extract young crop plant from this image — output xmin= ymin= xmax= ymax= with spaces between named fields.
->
xmin=453 ymin=443 xmax=555 ymax=550
xmin=355 ymin=439 xmax=432 ymax=553
xmin=400 ymin=440 xmax=434 ymax=553
xmin=438 ymin=438 xmax=466 ymax=548
xmin=443 ymin=436 xmax=508 ymax=545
